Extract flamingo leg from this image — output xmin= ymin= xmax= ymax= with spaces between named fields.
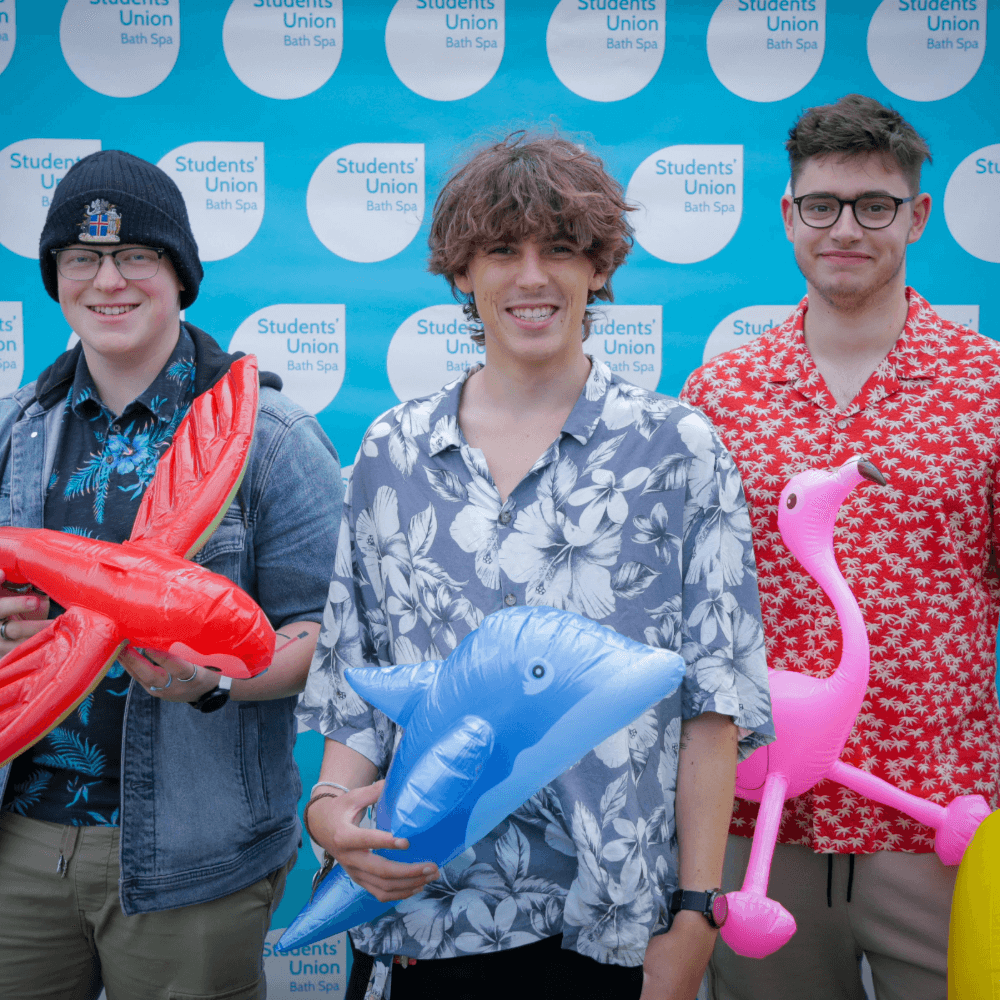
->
xmin=827 ymin=760 xmax=990 ymax=866
xmin=719 ymin=771 xmax=797 ymax=958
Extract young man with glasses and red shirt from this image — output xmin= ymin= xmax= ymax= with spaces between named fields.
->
xmin=682 ymin=94 xmax=1000 ymax=998
xmin=0 ymin=150 xmax=343 ymax=999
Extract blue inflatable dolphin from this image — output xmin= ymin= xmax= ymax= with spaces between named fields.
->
xmin=276 ymin=605 xmax=685 ymax=952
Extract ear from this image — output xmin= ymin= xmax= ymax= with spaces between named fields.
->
xmin=345 ymin=659 xmax=442 ymax=725
xmin=906 ymin=192 xmax=932 ymax=245
xmin=588 ymin=270 xmax=609 ymax=294
xmin=781 ymin=193 xmax=796 ymax=243
xmin=454 ymin=271 xmax=473 ymax=295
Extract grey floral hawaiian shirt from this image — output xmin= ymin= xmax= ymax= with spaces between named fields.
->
xmin=297 ymin=359 xmax=774 ymax=967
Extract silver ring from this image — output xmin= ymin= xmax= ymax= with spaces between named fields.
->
xmin=0 ymin=619 xmax=10 ymax=641
xmin=177 ymin=663 xmax=198 ymax=683
xmin=148 ymin=673 xmax=173 ymax=693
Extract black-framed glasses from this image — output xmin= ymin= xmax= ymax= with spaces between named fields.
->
xmin=52 ymin=246 xmax=166 ymax=281
xmin=792 ymin=194 xmax=914 ymax=230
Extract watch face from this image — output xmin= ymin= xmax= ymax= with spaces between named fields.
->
xmin=711 ymin=892 xmax=728 ymax=928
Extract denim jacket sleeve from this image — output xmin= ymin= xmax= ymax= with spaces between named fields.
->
xmin=192 ymin=387 xmax=344 ymax=627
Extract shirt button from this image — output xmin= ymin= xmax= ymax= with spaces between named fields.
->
xmin=837 ymin=419 xmax=849 ymax=429
xmin=498 ymin=510 xmax=512 ymax=526
xmin=504 ymin=593 xmax=517 ymax=607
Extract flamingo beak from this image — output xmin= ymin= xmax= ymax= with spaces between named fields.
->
xmin=856 ymin=458 xmax=887 ymax=486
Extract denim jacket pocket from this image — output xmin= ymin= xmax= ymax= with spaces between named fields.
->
xmin=0 ymin=480 xmax=10 ymax=528
xmin=192 ymin=505 xmax=248 ymax=583
xmin=238 ymin=702 xmax=270 ymax=826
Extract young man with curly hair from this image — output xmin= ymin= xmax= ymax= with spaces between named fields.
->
xmin=683 ymin=94 xmax=999 ymax=999
xmin=298 ymin=133 xmax=773 ymax=1000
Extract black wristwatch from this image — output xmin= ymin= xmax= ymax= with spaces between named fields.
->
xmin=188 ymin=674 xmax=233 ymax=714
xmin=669 ymin=888 xmax=728 ymax=929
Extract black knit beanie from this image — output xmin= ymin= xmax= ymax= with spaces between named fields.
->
xmin=39 ymin=149 xmax=203 ymax=309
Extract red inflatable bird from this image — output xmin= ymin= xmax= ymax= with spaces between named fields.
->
xmin=0 ymin=354 xmax=274 ymax=768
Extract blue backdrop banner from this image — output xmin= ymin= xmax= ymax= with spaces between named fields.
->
xmin=0 ymin=1 xmax=996 ymax=995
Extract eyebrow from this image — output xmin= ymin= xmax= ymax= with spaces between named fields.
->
xmin=799 ymin=190 xmax=901 ymax=199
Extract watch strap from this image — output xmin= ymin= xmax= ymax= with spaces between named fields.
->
xmin=188 ymin=682 xmax=230 ymax=713
xmin=669 ymin=888 xmax=726 ymax=929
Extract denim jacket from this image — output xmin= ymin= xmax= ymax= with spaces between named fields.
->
xmin=0 ymin=324 xmax=343 ymax=914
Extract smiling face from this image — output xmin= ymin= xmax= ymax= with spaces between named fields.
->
xmin=782 ymin=153 xmax=931 ymax=312
xmin=56 ymin=243 xmax=184 ymax=369
xmin=454 ymin=237 xmax=607 ymax=370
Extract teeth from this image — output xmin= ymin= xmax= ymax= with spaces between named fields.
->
xmin=89 ymin=305 xmax=138 ymax=316
xmin=510 ymin=306 xmax=556 ymax=321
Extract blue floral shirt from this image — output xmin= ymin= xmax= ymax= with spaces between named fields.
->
xmin=4 ymin=330 xmax=196 ymax=826
xmin=297 ymin=359 xmax=774 ymax=966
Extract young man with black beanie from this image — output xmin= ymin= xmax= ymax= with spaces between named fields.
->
xmin=0 ymin=149 xmax=344 ymax=999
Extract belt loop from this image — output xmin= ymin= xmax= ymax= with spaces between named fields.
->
xmin=56 ymin=825 xmax=80 ymax=878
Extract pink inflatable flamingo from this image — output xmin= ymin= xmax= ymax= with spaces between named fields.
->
xmin=720 ymin=456 xmax=991 ymax=959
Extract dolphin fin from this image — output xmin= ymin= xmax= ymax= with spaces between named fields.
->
xmin=346 ymin=659 xmax=443 ymax=725
xmin=275 ymin=864 xmax=395 ymax=952
xmin=391 ymin=715 xmax=495 ymax=838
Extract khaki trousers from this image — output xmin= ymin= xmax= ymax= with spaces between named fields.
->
xmin=708 ymin=834 xmax=956 ymax=1000
xmin=0 ymin=812 xmax=292 ymax=1000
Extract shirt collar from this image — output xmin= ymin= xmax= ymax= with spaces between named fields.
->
xmin=425 ymin=357 xmax=612 ymax=457
xmin=69 ymin=326 xmax=197 ymax=423
xmin=761 ymin=287 xmax=944 ymax=387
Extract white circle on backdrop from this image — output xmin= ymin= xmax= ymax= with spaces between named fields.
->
xmin=0 ymin=302 xmax=24 ymax=394
xmin=546 ymin=0 xmax=664 ymax=102
xmin=703 ymin=305 xmax=795 ymax=363
xmin=628 ymin=145 xmax=743 ymax=264
xmin=263 ymin=929 xmax=347 ymax=991
xmin=307 ymin=143 xmax=424 ymax=263
xmin=588 ymin=305 xmax=662 ymax=390
xmin=229 ymin=304 xmax=345 ymax=415
xmin=0 ymin=138 xmax=101 ymax=259
xmin=385 ymin=0 xmax=504 ymax=101
xmin=707 ymin=0 xmax=825 ymax=102
xmin=0 ymin=0 xmax=16 ymax=77
xmin=867 ymin=0 xmax=986 ymax=102
xmin=222 ymin=0 xmax=343 ymax=100
xmin=60 ymin=0 xmax=179 ymax=98
xmin=932 ymin=305 xmax=979 ymax=331
xmin=386 ymin=304 xmax=485 ymax=401
xmin=157 ymin=142 xmax=265 ymax=262
xmin=944 ymin=144 xmax=1000 ymax=263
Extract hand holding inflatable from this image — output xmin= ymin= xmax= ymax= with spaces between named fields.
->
xmin=276 ymin=606 xmax=686 ymax=953
xmin=722 ymin=457 xmax=990 ymax=960
xmin=0 ymin=355 xmax=274 ymax=768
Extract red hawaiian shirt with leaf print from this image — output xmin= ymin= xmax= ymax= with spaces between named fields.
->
xmin=682 ymin=289 xmax=1000 ymax=854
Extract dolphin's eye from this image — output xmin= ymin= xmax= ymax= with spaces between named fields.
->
xmin=786 ymin=493 xmax=797 ymax=509
xmin=523 ymin=658 xmax=554 ymax=694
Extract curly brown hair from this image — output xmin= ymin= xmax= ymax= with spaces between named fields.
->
xmin=428 ymin=132 xmax=635 ymax=345
xmin=787 ymin=94 xmax=932 ymax=195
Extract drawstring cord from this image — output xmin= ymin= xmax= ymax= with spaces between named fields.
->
xmin=826 ymin=853 xmax=857 ymax=907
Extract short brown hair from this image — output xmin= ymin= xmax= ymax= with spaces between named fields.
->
xmin=787 ymin=94 xmax=932 ymax=195
xmin=428 ymin=132 xmax=635 ymax=344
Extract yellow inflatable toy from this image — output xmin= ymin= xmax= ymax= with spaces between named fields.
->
xmin=949 ymin=808 xmax=1000 ymax=997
